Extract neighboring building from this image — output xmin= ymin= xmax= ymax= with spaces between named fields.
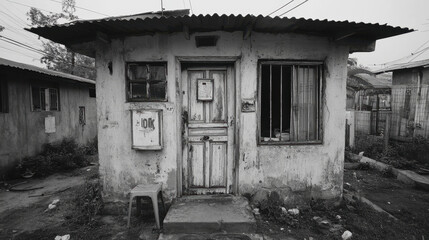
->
xmin=0 ymin=57 xmax=97 ymax=178
xmin=375 ymin=59 xmax=429 ymax=139
xmin=28 ymin=10 xmax=411 ymax=205
xmin=347 ymin=72 xmax=392 ymax=111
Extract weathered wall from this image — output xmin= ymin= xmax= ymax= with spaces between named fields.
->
xmin=0 ymin=71 xmax=97 ymax=177
xmin=95 ymin=31 xmax=348 ymax=204
xmin=391 ymin=68 xmax=429 ymax=138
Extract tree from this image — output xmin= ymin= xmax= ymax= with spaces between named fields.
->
xmin=27 ymin=0 xmax=95 ymax=80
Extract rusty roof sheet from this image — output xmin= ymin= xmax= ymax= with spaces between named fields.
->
xmin=0 ymin=57 xmax=95 ymax=85
xmin=374 ymin=59 xmax=429 ymax=73
xmin=26 ymin=11 xmax=412 ymax=48
xmin=354 ymin=73 xmax=391 ymax=89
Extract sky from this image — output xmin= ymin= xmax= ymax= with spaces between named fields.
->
xmin=1 ymin=0 xmax=428 ymax=71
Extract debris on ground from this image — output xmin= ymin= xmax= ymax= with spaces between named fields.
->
xmin=54 ymin=234 xmax=70 ymax=240
xmin=252 ymin=208 xmax=260 ymax=215
xmin=287 ymin=208 xmax=299 ymax=215
xmin=341 ymin=230 xmax=352 ymax=240
xmin=45 ymin=199 xmax=60 ymax=212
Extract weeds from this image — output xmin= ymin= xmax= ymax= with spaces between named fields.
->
xmin=71 ymin=174 xmax=103 ymax=227
xmin=351 ymin=135 xmax=429 ymax=169
xmin=83 ymin=138 xmax=98 ymax=156
xmin=18 ymin=139 xmax=91 ymax=177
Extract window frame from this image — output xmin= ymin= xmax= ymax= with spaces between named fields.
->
xmin=125 ymin=61 xmax=168 ymax=102
xmin=0 ymin=79 xmax=8 ymax=113
xmin=257 ymin=60 xmax=324 ymax=145
xmin=30 ymin=83 xmax=60 ymax=112
xmin=89 ymin=87 xmax=96 ymax=98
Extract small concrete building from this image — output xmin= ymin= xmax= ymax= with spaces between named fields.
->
xmin=28 ymin=10 xmax=410 ymax=206
xmin=375 ymin=59 xmax=429 ymax=139
xmin=0 ymin=58 xmax=97 ymax=178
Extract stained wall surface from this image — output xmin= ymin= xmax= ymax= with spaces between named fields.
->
xmin=95 ymin=31 xmax=348 ymax=203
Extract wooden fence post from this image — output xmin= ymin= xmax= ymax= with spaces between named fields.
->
xmin=384 ymin=115 xmax=391 ymax=150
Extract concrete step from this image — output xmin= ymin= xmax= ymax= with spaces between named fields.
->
xmin=163 ymin=195 xmax=256 ymax=234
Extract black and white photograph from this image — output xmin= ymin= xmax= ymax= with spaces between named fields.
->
xmin=1 ymin=0 xmax=428 ymax=239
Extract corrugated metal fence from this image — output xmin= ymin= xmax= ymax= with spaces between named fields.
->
xmin=354 ymin=110 xmax=392 ymax=136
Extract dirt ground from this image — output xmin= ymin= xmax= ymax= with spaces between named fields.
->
xmin=0 ymin=165 xmax=158 ymax=240
xmin=256 ymin=168 xmax=429 ymax=240
xmin=1 ymin=165 xmax=428 ymax=240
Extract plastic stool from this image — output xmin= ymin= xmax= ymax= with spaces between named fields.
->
xmin=127 ymin=183 xmax=165 ymax=229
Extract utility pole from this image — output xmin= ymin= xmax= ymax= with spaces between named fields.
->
xmin=161 ymin=0 xmax=164 ymax=16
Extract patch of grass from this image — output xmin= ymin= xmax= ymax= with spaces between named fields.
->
xmin=351 ymin=135 xmax=429 ymax=169
xmin=18 ymin=139 xmax=91 ymax=177
xmin=71 ymin=176 xmax=104 ymax=226
xmin=83 ymin=137 xmax=98 ymax=156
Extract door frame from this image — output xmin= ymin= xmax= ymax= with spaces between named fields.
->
xmin=175 ymin=56 xmax=241 ymax=197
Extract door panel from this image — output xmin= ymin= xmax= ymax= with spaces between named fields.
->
xmin=182 ymin=65 xmax=234 ymax=195
xmin=188 ymin=142 xmax=205 ymax=187
xmin=210 ymin=142 xmax=227 ymax=187
xmin=209 ymin=71 xmax=227 ymax=122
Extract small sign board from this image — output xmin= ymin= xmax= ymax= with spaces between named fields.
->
xmin=241 ymin=99 xmax=255 ymax=112
xmin=131 ymin=109 xmax=163 ymax=150
xmin=197 ymin=78 xmax=214 ymax=101
xmin=45 ymin=115 xmax=56 ymax=133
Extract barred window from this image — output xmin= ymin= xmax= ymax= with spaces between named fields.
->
xmin=31 ymin=86 xmax=60 ymax=111
xmin=259 ymin=61 xmax=323 ymax=144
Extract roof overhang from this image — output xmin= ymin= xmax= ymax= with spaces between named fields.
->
xmin=0 ymin=57 xmax=95 ymax=85
xmin=374 ymin=59 xmax=429 ymax=74
xmin=26 ymin=12 xmax=413 ymax=58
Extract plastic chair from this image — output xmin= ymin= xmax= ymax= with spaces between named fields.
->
xmin=127 ymin=183 xmax=165 ymax=229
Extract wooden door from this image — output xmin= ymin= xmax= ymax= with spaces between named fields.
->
xmin=181 ymin=65 xmax=235 ymax=195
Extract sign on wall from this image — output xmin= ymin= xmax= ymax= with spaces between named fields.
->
xmin=45 ymin=115 xmax=56 ymax=133
xmin=131 ymin=109 xmax=163 ymax=150
xmin=197 ymin=79 xmax=214 ymax=101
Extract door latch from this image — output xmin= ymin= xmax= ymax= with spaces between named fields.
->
xmin=201 ymin=135 xmax=210 ymax=141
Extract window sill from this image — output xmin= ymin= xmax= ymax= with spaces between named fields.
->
xmin=258 ymin=140 xmax=323 ymax=146
xmin=126 ymin=99 xmax=168 ymax=102
xmin=31 ymin=110 xmax=60 ymax=112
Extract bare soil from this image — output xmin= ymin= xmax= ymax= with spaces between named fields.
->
xmin=256 ymin=168 xmax=429 ymax=240
xmin=0 ymin=165 xmax=157 ymax=240
xmin=1 ymin=165 xmax=428 ymax=240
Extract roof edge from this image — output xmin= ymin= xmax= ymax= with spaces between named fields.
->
xmin=0 ymin=57 xmax=95 ymax=85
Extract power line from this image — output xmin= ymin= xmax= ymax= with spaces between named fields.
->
xmin=0 ymin=45 xmax=41 ymax=59
xmin=46 ymin=0 xmax=109 ymax=17
xmin=279 ymin=0 xmax=309 ymax=17
xmin=0 ymin=35 xmax=94 ymax=70
xmin=0 ymin=35 xmax=45 ymax=54
xmin=1 ymin=37 xmax=95 ymax=70
xmin=380 ymin=45 xmax=429 ymax=66
xmin=0 ymin=10 xmax=28 ymax=29
xmin=414 ymin=39 xmax=429 ymax=52
xmin=7 ymin=0 xmax=61 ymax=14
xmin=0 ymin=23 xmax=41 ymax=45
xmin=0 ymin=4 xmax=29 ymax=26
xmin=407 ymin=46 xmax=429 ymax=63
xmin=267 ymin=0 xmax=294 ymax=17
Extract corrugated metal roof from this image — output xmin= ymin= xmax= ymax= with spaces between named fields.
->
xmin=26 ymin=11 xmax=412 ymax=51
xmin=374 ymin=59 xmax=429 ymax=74
xmin=354 ymin=73 xmax=391 ymax=89
xmin=0 ymin=57 xmax=95 ymax=85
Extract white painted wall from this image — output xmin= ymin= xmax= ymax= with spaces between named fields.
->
xmin=95 ymin=31 xmax=348 ymax=203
